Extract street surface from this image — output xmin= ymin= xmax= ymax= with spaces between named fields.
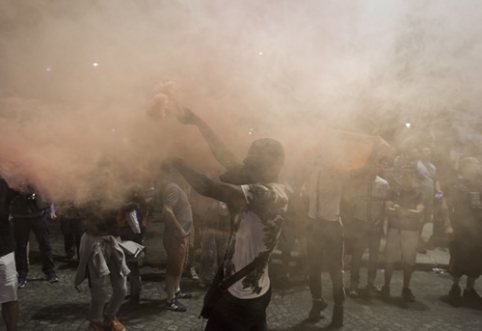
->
xmin=2 ymin=223 xmax=482 ymax=331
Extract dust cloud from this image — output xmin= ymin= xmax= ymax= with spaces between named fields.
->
xmin=0 ymin=0 xmax=481 ymax=204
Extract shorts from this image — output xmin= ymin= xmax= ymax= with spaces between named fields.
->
xmin=163 ymin=234 xmax=189 ymax=277
xmin=0 ymin=252 xmax=18 ymax=304
xmin=385 ymin=228 xmax=419 ymax=266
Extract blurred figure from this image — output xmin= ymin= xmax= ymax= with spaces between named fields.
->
xmin=170 ymin=108 xmax=287 ymax=331
xmin=440 ymin=157 xmax=482 ymax=308
xmin=348 ymin=161 xmax=390 ymax=297
xmin=277 ymin=173 xmax=309 ymax=285
xmin=160 ymin=164 xmax=193 ymax=313
xmin=75 ymin=204 xmax=129 ymax=331
xmin=58 ymin=202 xmax=85 ymax=261
xmin=415 ymin=147 xmax=442 ymax=252
xmin=10 ymin=186 xmax=58 ymax=287
xmin=199 ymin=198 xmax=230 ymax=287
xmin=381 ymin=166 xmax=424 ymax=302
xmin=0 ymin=178 xmax=18 ymax=331
xmin=117 ymin=186 xmax=148 ymax=305
xmin=306 ymin=142 xmax=381 ymax=326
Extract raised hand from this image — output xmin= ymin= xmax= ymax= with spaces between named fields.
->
xmin=176 ymin=107 xmax=198 ymax=125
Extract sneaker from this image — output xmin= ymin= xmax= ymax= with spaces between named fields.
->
xmin=307 ymin=299 xmax=328 ymax=323
xmin=463 ymin=288 xmax=482 ymax=308
xmin=175 ymin=290 xmax=193 ymax=299
xmin=88 ymin=322 xmax=104 ymax=331
xmin=440 ymin=285 xmax=462 ymax=307
xmin=104 ymin=316 xmax=126 ymax=331
xmin=166 ymin=298 xmax=187 ymax=312
xmin=402 ymin=288 xmax=415 ymax=302
xmin=380 ymin=285 xmax=390 ymax=298
xmin=47 ymin=272 xmax=59 ymax=283
xmin=190 ymin=267 xmax=199 ymax=280
xmin=18 ymin=277 xmax=27 ymax=288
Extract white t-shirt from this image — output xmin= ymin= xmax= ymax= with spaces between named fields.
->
xmin=223 ymin=183 xmax=288 ymax=299
xmin=308 ymin=167 xmax=350 ymax=221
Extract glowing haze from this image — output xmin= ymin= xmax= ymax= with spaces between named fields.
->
xmin=0 ymin=0 xmax=481 ymax=205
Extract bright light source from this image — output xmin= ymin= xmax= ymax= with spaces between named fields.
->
xmin=259 ymin=52 xmax=263 ymax=56
xmin=406 ymin=123 xmax=411 ymax=128
xmin=46 ymin=67 xmax=52 ymax=72
xmin=92 ymin=62 xmax=99 ymax=67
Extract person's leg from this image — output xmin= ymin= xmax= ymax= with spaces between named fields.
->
xmin=31 ymin=214 xmax=56 ymax=279
xmin=60 ymin=219 xmax=75 ymax=257
xmin=402 ymin=262 xmax=414 ymax=289
xmin=200 ymin=228 xmax=217 ymax=285
xmin=13 ymin=218 xmax=31 ymax=281
xmin=127 ymin=261 xmax=141 ymax=301
xmin=89 ymin=275 xmax=109 ymax=324
xmin=382 ymin=228 xmax=401 ymax=297
xmin=176 ymin=236 xmax=189 ymax=293
xmin=105 ymin=273 xmax=128 ymax=318
xmin=164 ymin=235 xmax=188 ymax=311
xmin=2 ymin=301 xmax=19 ymax=331
xmin=307 ymin=222 xmax=326 ymax=322
xmin=467 ymin=277 xmax=476 ymax=289
xmin=349 ymin=228 xmax=364 ymax=293
xmin=401 ymin=230 xmax=418 ymax=302
xmin=1 ymin=252 xmax=19 ymax=331
xmin=325 ymin=220 xmax=345 ymax=327
xmin=367 ymin=231 xmax=382 ymax=289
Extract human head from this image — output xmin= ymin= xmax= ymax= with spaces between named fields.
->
xmin=220 ymin=138 xmax=285 ymax=184
xmin=421 ymin=147 xmax=432 ymax=162
xmin=459 ymin=157 xmax=480 ymax=181
xmin=400 ymin=166 xmax=417 ymax=191
xmin=410 ymin=148 xmax=420 ymax=162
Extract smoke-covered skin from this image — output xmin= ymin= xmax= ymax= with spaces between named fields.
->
xmin=0 ymin=1 xmax=481 ymax=204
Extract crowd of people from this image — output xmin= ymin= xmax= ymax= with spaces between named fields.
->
xmin=1 ymin=108 xmax=482 ymax=331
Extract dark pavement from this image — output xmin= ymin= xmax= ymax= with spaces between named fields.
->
xmin=2 ymin=221 xmax=482 ymax=331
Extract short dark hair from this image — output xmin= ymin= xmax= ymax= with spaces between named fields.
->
xmin=249 ymin=138 xmax=285 ymax=170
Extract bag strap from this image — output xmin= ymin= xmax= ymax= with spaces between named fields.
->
xmin=218 ymin=256 xmax=266 ymax=292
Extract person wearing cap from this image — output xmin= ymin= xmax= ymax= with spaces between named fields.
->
xmin=163 ymin=108 xmax=288 ymax=331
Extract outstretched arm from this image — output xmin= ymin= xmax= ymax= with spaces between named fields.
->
xmin=177 ymin=108 xmax=240 ymax=170
xmin=166 ymin=158 xmax=247 ymax=209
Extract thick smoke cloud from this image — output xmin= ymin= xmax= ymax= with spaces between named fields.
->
xmin=0 ymin=0 xmax=481 ymax=204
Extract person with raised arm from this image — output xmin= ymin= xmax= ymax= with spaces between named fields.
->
xmin=162 ymin=108 xmax=288 ymax=331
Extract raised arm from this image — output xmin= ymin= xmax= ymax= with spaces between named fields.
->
xmin=166 ymin=158 xmax=247 ymax=210
xmin=177 ymin=108 xmax=240 ymax=170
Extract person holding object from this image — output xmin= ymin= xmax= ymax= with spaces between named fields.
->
xmin=162 ymin=107 xmax=288 ymax=331
xmin=381 ymin=166 xmax=425 ymax=302
xmin=348 ymin=161 xmax=390 ymax=297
